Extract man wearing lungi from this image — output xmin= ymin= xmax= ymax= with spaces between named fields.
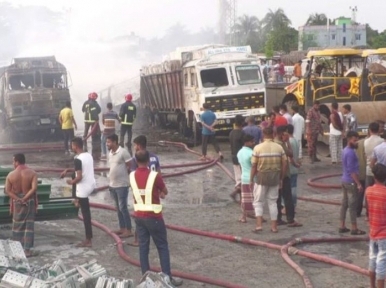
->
xmin=5 ymin=153 xmax=38 ymax=257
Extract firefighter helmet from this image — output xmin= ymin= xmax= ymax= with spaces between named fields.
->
xmin=125 ymin=93 xmax=133 ymax=102
xmin=89 ymin=92 xmax=98 ymax=100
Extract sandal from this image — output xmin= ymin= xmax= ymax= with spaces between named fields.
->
xmin=252 ymin=228 xmax=263 ymax=233
xmin=238 ymin=218 xmax=247 ymax=223
xmin=271 ymin=229 xmax=278 ymax=233
xmin=127 ymin=241 xmax=139 ymax=247
xmin=350 ymin=229 xmax=366 ymax=235
xmin=338 ymin=227 xmax=350 ymax=233
xmin=277 ymin=220 xmax=288 ymax=226
xmin=25 ymin=251 xmax=39 ymax=258
xmin=287 ymin=222 xmax=303 ymax=228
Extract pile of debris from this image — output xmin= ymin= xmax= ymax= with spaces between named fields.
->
xmin=0 ymin=240 xmax=178 ymax=288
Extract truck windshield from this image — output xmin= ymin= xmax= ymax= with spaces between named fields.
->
xmin=200 ymin=68 xmax=229 ymax=88
xmin=8 ymin=74 xmax=34 ymax=90
xmin=43 ymin=73 xmax=67 ymax=89
xmin=235 ymin=65 xmax=262 ymax=85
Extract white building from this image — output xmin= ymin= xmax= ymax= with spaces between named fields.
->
xmin=298 ymin=17 xmax=367 ymax=51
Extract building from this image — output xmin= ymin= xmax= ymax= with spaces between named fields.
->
xmin=298 ymin=17 xmax=367 ymax=51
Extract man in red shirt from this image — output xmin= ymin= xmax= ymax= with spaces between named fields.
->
xmin=129 ymin=150 xmax=182 ymax=287
xmin=272 ymin=105 xmax=288 ymax=128
xmin=366 ymin=163 xmax=386 ymax=288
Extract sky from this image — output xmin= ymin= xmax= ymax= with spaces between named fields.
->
xmin=9 ymin=0 xmax=386 ymax=40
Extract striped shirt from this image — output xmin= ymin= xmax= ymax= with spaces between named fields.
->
xmin=366 ymin=184 xmax=386 ymax=240
xmin=102 ymin=110 xmax=119 ymax=136
xmin=251 ymin=139 xmax=286 ymax=186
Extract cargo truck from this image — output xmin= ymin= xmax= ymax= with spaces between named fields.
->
xmin=140 ymin=45 xmax=268 ymax=144
xmin=0 ymin=56 xmax=71 ymax=142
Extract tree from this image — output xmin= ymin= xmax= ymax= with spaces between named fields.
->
xmin=262 ymin=8 xmax=291 ymax=33
xmin=265 ymin=26 xmax=298 ymax=53
xmin=366 ymin=24 xmax=380 ymax=48
xmin=233 ymin=14 xmax=262 ymax=52
xmin=305 ymin=13 xmax=329 ymax=26
xmin=372 ymin=30 xmax=386 ymax=49
xmin=300 ymin=33 xmax=318 ymax=50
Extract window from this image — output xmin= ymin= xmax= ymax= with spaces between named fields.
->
xmin=331 ymin=34 xmax=336 ymax=40
xmin=343 ymin=36 xmax=346 ymax=46
xmin=307 ymin=34 xmax=314 ymax=41
xmin=42 ymin=73 xmax=67 ymax=89
xmin=8 ymin=74 xmax=34 ymax=90
xmin=343 ymin=23 xmax=346 ymax=32
xmin=235 ymin=65 xmax=262 ymax=85
xmin=200 ymin=68 xmax=229 ymax=88
xmin=355 ymin=34 xmax=361 ymax=41
xmin=190 ymin=72 xmax=196 ymax=87
xmin=184 ymin=72 xmax=188 ymax=87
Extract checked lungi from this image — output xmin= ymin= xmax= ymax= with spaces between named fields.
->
xmin=329 ymin=134 xmax=342 ymax=163
xmin=241 ymin=184 xmax=254 ymax=215
xmin=12 ymin=197 xmax=36 ymax=250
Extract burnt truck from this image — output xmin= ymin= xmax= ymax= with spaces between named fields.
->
xmin=0 ymin=56 xmax=71 ymax=142
xmin=140 ymin=45 xmax=268 ymax=144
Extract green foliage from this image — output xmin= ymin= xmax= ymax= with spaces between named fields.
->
xmin=265 ymin=26 xmax=298 ymax=53
xmin=233 ymin=14 xmax=263 ymax=53
xmin=305 ymin=13 xmax=329 ymax=26
xmin=300 ymin=33 xmax=318 ymax=50
xmin=372 ymin=30 xmax=386 ymax=49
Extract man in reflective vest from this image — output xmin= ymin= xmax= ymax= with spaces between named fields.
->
xmin=82 ymin=92 xmax=101 ymax=151
xmin=129 ymin=150 xmax=182 ymax=287
xmin=119 ymin=93 xmax=136 ymax=156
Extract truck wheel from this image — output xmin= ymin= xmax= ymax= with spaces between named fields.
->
xmin=178 ymin=118 xmax=188 ymax=137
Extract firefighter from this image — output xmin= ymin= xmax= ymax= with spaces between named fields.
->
xmin=82 ymin=92 xmax=101 ymax=151
xmin=119 ymin=93 xmax=136 ymax=156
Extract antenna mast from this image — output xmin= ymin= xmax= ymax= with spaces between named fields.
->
xmin=349 ymin=6 xmax=358 ymax=46
xmin=218 ymin=0 xmax=237 ymax=45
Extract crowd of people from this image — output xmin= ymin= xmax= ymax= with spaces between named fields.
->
xmin=6 ymin=91 xmax=386 ymax=287
xmin=5 ymin=92 xmax=183 ymax=286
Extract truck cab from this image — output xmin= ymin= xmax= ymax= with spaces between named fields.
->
xmin=140 ymin=45 xmax=267 ymax=144
xmin=0 ymin=56 xmax=71 ymax=142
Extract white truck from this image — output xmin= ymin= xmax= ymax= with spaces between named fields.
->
xmin=140 ymin=45 xmax=267 ymax=144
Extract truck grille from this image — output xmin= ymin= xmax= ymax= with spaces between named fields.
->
xmin=205 ymin=93 xmax=265 ymax=112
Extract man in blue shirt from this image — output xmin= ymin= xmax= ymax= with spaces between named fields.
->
xmin=200 ymin=103 xmax=223 ymax=160
xmin=339 ymin=131 xmax=365 ymax=235
xmin=243 ymin=116 xmax=262 ymax=145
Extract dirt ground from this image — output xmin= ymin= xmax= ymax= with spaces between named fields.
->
xmin=0 ymin=123 xmax=371 ymax=288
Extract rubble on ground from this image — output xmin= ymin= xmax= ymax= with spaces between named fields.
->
xmin=0 ymin=240 xmax=176 ymax=288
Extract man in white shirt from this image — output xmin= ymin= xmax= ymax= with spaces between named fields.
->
xmin=365 ymin=122 xmax=383 ymax=187
xmin=61 ymin=137 xmax=96 ymax=247
xmin=280 ymin=104 xmax=293 ymax=125
xmin=291 ymin=106 xmax=305 ymax=159
xmin=329 ymin=102 xmax=344 ymax=164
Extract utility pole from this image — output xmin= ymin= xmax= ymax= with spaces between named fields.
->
xmin=349 ymin=6 xmax=358 ymax=46
xmin=218 ymin=0 xmax=237 ymax=45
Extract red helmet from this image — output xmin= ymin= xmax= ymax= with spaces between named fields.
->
xmin=125 ymin=93 xmax=133 ymax=102
xmin=89 ymin=92 xmax=98 ymax=100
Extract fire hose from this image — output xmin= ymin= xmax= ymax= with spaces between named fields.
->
xmin=0 ymin=141 xmax=370 ymax=287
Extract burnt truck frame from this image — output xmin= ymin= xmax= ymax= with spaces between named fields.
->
xmin=0 ymin=56 xmax=71 ymax=142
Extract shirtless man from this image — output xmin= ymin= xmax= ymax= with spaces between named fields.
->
xmin=5 ymin=153 xmax=38 ymax=257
